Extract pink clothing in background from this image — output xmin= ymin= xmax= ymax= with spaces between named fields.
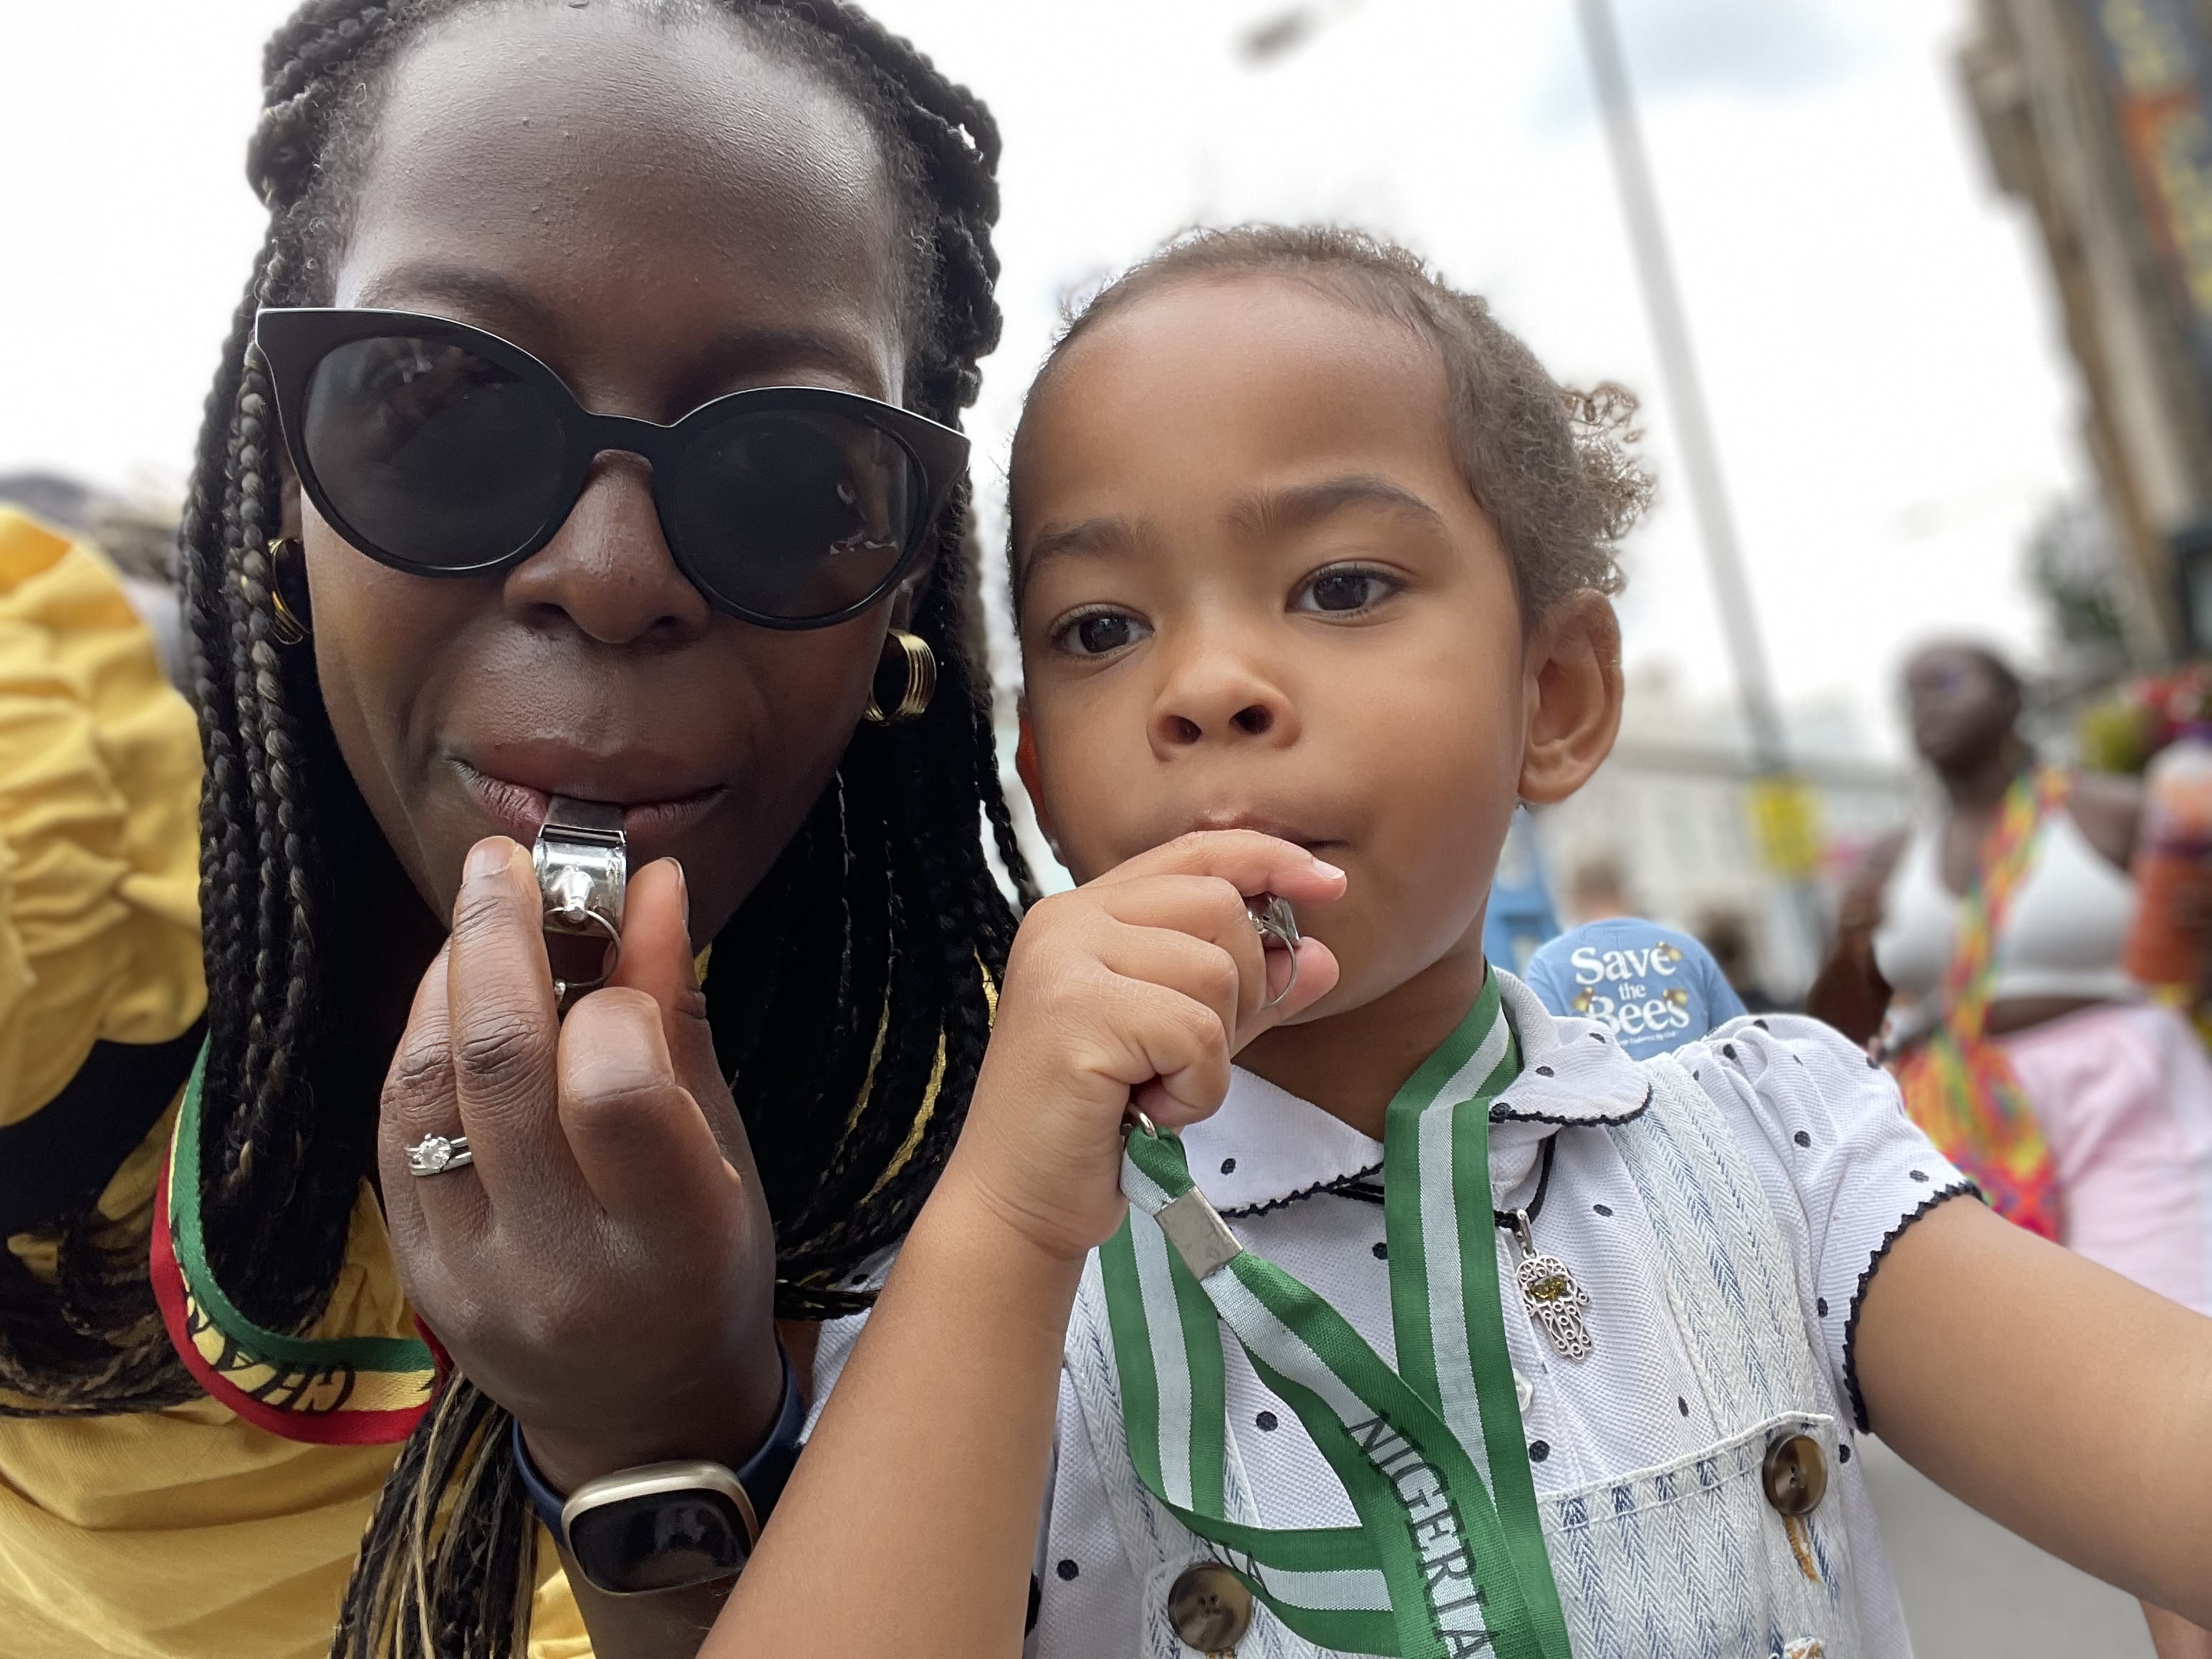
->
xmin=2001 ymin=1001 xmax=2212 ymax=1314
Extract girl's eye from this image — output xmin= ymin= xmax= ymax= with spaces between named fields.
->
xmin=1297 ymin=567 xmax=1399 ymax=614
xmin=1054 ymin=610 xmax=1150 ymax=657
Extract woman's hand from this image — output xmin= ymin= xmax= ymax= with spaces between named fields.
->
xmin=946 ymin=829 xmax=1346 ymax=1264
xmin=1802 ymin=828 xmax=1903 ymax=1045
xmin=376 ymin=837 xmax=784 ymax=1492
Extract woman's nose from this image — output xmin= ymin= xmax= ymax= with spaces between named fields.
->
xmin=502 ymin=455 xmax=711 ymax=645
xmin=1149 ymin=633 xmax=1297 ymax=756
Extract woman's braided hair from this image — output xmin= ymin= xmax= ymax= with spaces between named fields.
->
xmin=1 ymin=1 xmax=1031 ymax=1651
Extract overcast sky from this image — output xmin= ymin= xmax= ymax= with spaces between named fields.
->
xmin=0 ymin=0 xmax=2080 ymax=759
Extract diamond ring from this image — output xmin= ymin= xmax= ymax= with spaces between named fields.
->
xmin=405 ymin=1133 xmax=474 ymax=1177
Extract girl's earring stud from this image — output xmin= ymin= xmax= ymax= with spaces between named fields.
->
xmin=264 ymin=537 xmax=311 ymax=646
xmin=862 ymin=628 xmax=936 ymax=725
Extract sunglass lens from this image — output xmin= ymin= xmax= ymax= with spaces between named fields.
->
xmin=670 ymin=408 xmax=922 ymax=621
xmin=302 ymin=336 xmax=566 ymax=570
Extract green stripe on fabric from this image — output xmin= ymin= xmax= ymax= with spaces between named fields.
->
xmin=1100 ymin=1223 xmax=1169 ymax=1498
xmin=1451 ymin=1039 xmax=1574 ymax=1659
xmin=170 ymin=1049 xmax=433 ymax=1373
xmin=1130 ymin=1208 xmax=1197 ymax=1506
xmin=1168 ymin=1239 xmax=1228 ymax=1515
xmin=1386 ymin=973 xmax=1504 ymax=1420
xmin=1385 ymin=1070 xmax=1441 ymax=1422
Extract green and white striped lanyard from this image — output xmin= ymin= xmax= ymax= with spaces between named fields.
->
xmin=1100 ymin=973 xmax=1572 ymax=1659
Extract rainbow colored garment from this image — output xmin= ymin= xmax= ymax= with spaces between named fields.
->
xmin=149 ymin=1045 xmax=438 ymax=1444
xmin=1894 ymin=766 xmax=2067 ymax=1241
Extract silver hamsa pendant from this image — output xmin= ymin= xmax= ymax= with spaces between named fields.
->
xmin=1509 ymin=1211 xmax=1592 ymax=1359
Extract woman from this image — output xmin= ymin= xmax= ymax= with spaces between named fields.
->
xmin=1809 ymin=639 xmax=2212 ymax=1658
xmin=0 ymin=1 xmax=1024 ymax=1654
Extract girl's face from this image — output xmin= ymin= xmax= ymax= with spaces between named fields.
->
xmin=292 ymin=4 xmax=915 ymax=939
xmin=1012 ymin=276 xmax=1620 ymax=1021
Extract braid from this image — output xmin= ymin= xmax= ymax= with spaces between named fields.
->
xmin=751 ymin=0 xmax=1004 ymax=414
xmin=727 ymin=524 xmax=1019 ymax=1307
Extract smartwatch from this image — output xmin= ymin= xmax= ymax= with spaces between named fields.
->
xmin=513 ymin=1346 xmax=806 ymax=1595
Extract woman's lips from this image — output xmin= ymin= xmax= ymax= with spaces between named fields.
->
xmin=452 ymin=760 xmax=726 ymax=852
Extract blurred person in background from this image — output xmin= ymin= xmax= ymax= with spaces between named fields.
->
xmin=1809 ymin=639 xmax=2212 ymax=1659
xmin=0 ymin=0 xmax=1029 ymax=1655
xmin=0 ymin=471 xmax=186 ymax=686
xmin=1562 ymin=849 xmax=1633 ymax=923
xmin=1695 ymin=905 xmax=1782 ymax=1013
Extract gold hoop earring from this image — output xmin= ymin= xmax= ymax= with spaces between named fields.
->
xmin=265 ymin=537 xmax=310 ymax=646
xmin=862 ymin=629 xmax=936 ymax=725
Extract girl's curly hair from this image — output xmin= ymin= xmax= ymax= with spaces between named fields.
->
xmin=1028 ymin=224 xmax=1650 ymax=625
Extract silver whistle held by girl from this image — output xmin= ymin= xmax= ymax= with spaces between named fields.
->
xmin=1249 ymin=892 xmax=1302 ymax=1011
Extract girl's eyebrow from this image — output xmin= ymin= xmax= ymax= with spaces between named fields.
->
xmin=1226 ymin=473 xmax=1448 ymax=539
xmin=1016 ymin=514 xmax=1147 ymax=605
xmin=1014 ymin=474 xmax=1448 ymax=613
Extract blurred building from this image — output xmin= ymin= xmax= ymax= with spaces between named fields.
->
xmin=1961 ymin=0 xmax=2212 ymax=660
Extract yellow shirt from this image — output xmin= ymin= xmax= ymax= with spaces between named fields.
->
xmin=0 ymin=509 xmax=589 ymax=1658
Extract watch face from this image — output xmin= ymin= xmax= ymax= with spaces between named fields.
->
xmin=567 ymin=1489 xmax=750 ymax=1595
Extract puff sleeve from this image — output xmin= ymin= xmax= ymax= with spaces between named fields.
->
xmin=1679 ymin=1014 xmax=1978 ymax=1428
xmin=0 ymin=507 xmax=204 ymax=1128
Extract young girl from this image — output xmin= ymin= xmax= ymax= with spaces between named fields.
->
xmin=709 ymin=226 xmax=2212 ymax=1659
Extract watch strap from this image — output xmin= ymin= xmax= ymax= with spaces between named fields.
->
xmin=511 ymin=1344 xmax=805 ymax=1548
xmin=735 ymin=1341 xmax=807 ymax=1523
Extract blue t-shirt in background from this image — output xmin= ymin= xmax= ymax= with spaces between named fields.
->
xmin=1519 ymin=918 xmax=1748 ymax=1059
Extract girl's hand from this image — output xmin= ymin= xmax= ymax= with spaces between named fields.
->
xmin=946 ymin=830 xmax=1345 ymax=1263
xmin=375 ymin=839 xmax=784 ymax=1492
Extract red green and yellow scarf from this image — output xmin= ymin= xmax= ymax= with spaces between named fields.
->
xmin=149 ymin=1046 xmax=438 ymax=1443
xmin=1895 ymin=765 xmax=2067 ymax=1241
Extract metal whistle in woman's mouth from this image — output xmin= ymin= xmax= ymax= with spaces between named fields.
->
xmin=534 ymin=795 xmax=626 ymax=1008
xmin=1249 ymin=893 xmax=1301 ymax=1012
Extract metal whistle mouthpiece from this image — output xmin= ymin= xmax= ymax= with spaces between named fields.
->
xmin=1248 ymin=893 xmax=1299 ymax=954
xmin=534 ymin=795 xmax=627 ymax=1006
xmin=1248 ymin=893 xmax=1301 ymax=1012
xmin=1121 ymin=893 xmax=1307 ymax=1143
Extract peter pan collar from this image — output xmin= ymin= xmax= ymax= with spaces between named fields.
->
xmin=1485 ymin=970 xmax=1655 ymax=1127
xmin=1181 ymin=968 xmax=1652 ymax=1214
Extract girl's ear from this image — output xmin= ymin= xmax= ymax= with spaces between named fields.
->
xmin=1518 ymin=590 xmax=1623 ymax=806
xmin=1013 ymin=701 xmax=1055 ymax=845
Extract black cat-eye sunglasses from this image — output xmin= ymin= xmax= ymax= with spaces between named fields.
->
xmin=252 ymin=307 xmax=968 ymax=630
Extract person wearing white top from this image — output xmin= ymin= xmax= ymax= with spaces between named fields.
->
xmin=1814 ymin=642 xmax=2212 ymax=1335
xmin=708 ymin=229 xmax=2212 ymax=1658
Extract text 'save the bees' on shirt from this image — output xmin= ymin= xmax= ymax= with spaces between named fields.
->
xmin=1521 ymin=918 xmax=1748 ymax=1059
